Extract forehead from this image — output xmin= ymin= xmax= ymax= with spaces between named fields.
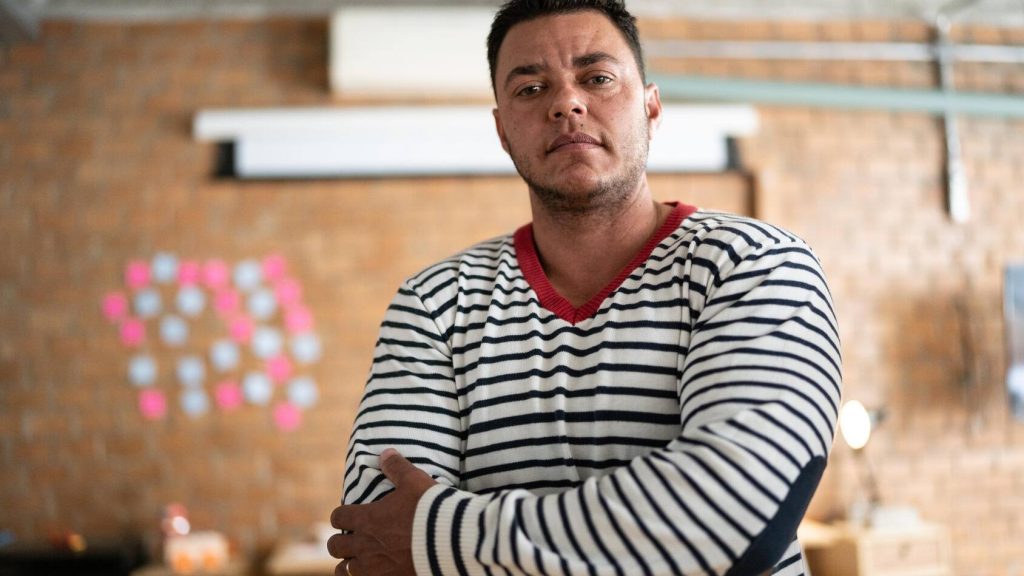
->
xmin=495 ymin=10 xmax=635 ymax=74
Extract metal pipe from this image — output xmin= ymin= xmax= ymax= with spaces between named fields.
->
xmin=650 ymin=74 xmax=1024 ymax=118
xmin=935 ymin=0 xmax=982 ymax=223
xmin=645 ymin=39 xmax=1024 ymax=63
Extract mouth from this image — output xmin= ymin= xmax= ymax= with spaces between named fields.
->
xmin=546 ymin=132 xmax=602 ymax=154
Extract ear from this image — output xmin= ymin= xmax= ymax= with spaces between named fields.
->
xmin=644 ymin=83 xmax=663 ymax=139
xmin=493 ymin=108 xmax=511 ymax=154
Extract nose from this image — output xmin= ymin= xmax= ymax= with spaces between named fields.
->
xmin=548 ymin=84 xmax=586 ymax=121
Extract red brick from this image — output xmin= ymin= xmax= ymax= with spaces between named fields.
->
xmin=8 ymin=43 xmax=46 ymax=67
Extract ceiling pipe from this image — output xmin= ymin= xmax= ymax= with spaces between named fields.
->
xmin=645 ymin=39 xmax=1024 ymax=64
xmin=934 ymin=0 xmax=982 ymax=223
xmin=651 ymin=74 xmax=1024 ymax=118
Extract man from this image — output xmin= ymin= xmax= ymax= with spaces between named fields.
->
xmin=328 ymin=1 xmax=841 ymax=575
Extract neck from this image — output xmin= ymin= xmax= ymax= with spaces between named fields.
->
xmin=528 ymin=179 xmax=670 ymax=307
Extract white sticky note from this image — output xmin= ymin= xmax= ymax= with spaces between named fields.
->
xmin=161 ymin=315 xmax=189 ymax=347
xmin=234 ymin=260 xmax=262 ymax=292
xmin=243 ymin=371 xmax=273 ymax=405
xmin=291 ymin=332 xmax=322 ymax=364
xmin=181 ymin=388 xmax=210 ymax=417
xmin=248 ymin=288 xmax=277 ymax=320
xmin=177 ymin=286 xmax=206 ymax=317
xmin=134 ymin=289 xmax=162 ymax=318
xmin=210 ymin=339 xmax=240 ymax=372
xmin=251 ymin=326 xmax=283 ymax=360
xmin=287 ymin=376 xmax=319 ymax=409
xmin=128 ymin=354 xmax=157 ymax=387
xmin=176 ymin=355 xmax=206 ymax=387
xmin=152 ymin=252 xmax=179 ymax=284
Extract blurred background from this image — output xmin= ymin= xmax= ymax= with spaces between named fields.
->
xmin=2 ymin=0 xmax=1023 ymax=574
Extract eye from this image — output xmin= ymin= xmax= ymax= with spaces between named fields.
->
xmin=588 ymin=75 xmax=613 ymax=86
xmin=516 ymin=84 xmax=543 ymax=97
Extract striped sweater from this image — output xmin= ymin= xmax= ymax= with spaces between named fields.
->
xmin=343 ymin=203 xmax=841 ymax=576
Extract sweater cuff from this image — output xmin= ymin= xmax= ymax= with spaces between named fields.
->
xmin=412 ymin=484 xmax=484 ymax=576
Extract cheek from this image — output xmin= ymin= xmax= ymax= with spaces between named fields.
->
xmin=503 ymin=121 xmax=535 ymax=150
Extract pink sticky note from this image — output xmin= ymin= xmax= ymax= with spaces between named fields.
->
xmin=120 ymin=318 xmax=145 ymax=347
xmin=139 ymin=389 xmax=167 ymax=420
xmin=263 ymin=254 xmax=288 ymax=282
xmin=125 ymin=261 xmax=150 ymax=291
xmin=214 ymin=289 xmax=240 ymax=317
xmin=275 ymin=278 xmax=303 ymax=309
xmin=266 ymin=355 xmax=293 ymax=384
xmin=229 ymin=316 xmax=254 ymax=344
xmin=214 ymin=380 xmax=243 ymax=411
xmin=285 ymin=306 xmax=313 ymax=334
xmin=273 ymin=403 xmax=302 ymax=432
xmin=178 ymin=260 xmax=201 ymax=285
xmin=102 ymin=292 xmax=128 ymax=322
xmin=204 ymin=260 xmax=230 ymax=290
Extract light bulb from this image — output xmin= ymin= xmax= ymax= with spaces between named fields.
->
xmin=170 ymin=516 xmax=191 ymax=536
xmin=839 ymin=400 xmax=872 ymax=451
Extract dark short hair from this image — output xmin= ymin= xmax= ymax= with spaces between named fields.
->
xmin=487 ymin=0 xmax=646 ymax=92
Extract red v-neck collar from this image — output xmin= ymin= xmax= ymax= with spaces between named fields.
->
xmin=514 ymin=202 xmax=697 ymax=325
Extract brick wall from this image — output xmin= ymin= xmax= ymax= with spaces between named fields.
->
xmin=642 ymin=19 xmax=1024 ymax=575
xmin=1 ymin=16 xmax=1023 ymax=575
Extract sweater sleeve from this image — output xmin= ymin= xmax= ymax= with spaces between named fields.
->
xmin=410 ymin=235 xmax=841 ymax=576
xmin=342 ymin=280 xmax=462 ymax=506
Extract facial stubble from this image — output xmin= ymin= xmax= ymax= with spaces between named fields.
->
xmin=509 ymin=113 xmax=651 ymax=220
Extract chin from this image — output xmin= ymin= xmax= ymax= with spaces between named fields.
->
xmin=530 ymin=178 xmax=632 ymax=215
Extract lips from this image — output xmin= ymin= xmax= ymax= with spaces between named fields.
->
xmin=547 ymin=132 xmax=602 ymax=154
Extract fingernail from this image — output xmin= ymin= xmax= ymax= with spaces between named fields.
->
xmin=380 ymin=448 xmax=397 ymax=462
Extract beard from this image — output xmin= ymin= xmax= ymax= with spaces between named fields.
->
xmin=508 ymin=118 xmax=651 ymax=219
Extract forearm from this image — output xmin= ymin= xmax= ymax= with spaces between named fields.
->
xmin=411 ymin=439 xmax=826 ymax=576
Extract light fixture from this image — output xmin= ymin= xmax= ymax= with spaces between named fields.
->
xmin=839 ymin=400 xmax=923 ymax=528
xmin=839 ymin=400 xmax=883 ymax=526
xmin=839 ymin=399 xmax=872 ymax=451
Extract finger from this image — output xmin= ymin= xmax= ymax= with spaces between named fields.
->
xmin=380 ymin=448 xmax=431 ymax=487
xmin=326 ymin=532 xmax=359 ymax=559
xmin=330 ymin=503 xmax=371 ymax=530
xmin=334 ymin=558 xmax=354 ymax=576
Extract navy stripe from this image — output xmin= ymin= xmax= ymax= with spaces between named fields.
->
xmin=452 ymin=496 xmax=472 ymax=576
xmin=449 ymin=320 xmax=689 ymax=351
xmin=466 ymin=410 xmax=680 ymax=436
xmin=578 ymin=487 xmax=623 ymax=576
xmin=608 ymin=473 xmax=663 ymax=575
xmin=461 ymin=458 xmax=632 ymax=481
xmin=455 ymin=341 xmax=686 ymax=376
xmin=467 ymin=384 xmax=676 ymax=413
xmin=427 ymin=488 xmax=458 ymax=576
xmin=557 ymin=491 xmax=597 ymax=576
xmin=461 ymin=363 xmax=681 ymax=397
xmin=464 ymin=435 xmax=666 ymax=459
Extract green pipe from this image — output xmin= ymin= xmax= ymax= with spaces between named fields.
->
xmin=651 ymin=73 xmax=1024 ymax=119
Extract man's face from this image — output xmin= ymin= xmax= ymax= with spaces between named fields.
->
xmin=492 ymin=10 xmax=662 ymax=214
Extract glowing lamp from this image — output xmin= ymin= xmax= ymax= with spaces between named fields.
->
xmin=839 ymin=400 xmax=872 ymax=451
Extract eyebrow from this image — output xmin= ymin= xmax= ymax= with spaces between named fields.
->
xmin=502 ymin=51 xmax=621 ymax=90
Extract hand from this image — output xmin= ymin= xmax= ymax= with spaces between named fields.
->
xmin=328 ymin=448 xmax=438 ymax=576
